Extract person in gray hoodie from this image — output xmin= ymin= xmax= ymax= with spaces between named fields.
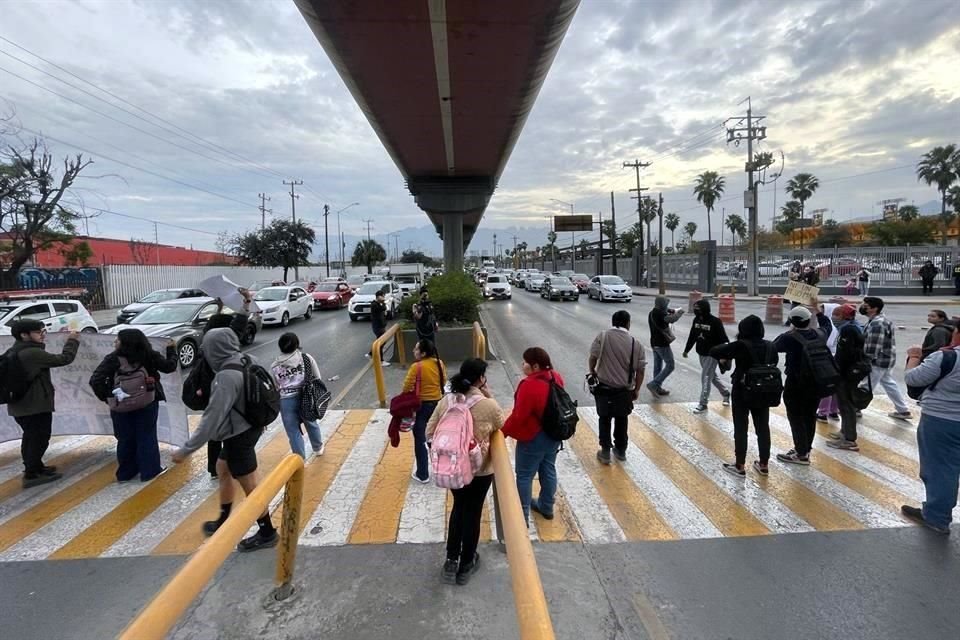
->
xmin=171 ymin=328 xmax=277 ymax=552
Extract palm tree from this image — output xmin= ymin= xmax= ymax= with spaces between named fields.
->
xmin=948 ymin=185 xmax=960 ymax=215
xmin=785 ymin=172 xmax=820 ymax=251
xmin=351 ymin=239 xmax=386 ymax=274
xmin=725 ymin=213 xmax=747 ymax=245
xmin=776 ymin=200 xmax=803 ymax=237
xmin=642 ymin=199 xmax=658 ymax=257
xmin=898 ymin=204 xmax=920 ymax=222
xmin=664 ymin=213 xmax=680 ymax=250
xmin=693 ymin=171 xmax=725 ymax=242
xmin=917 ymin=144 xmax=959 ymax=244
xmin=683 ymin=221 xmax=698 ymax=245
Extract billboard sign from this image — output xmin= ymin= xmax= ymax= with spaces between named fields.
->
xmin=554 ymin=215 xmax=593 ymax=232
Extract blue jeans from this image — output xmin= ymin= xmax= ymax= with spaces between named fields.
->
xmin=917 ymin=413 xmax=960 ymax=529
xmin=515 ymin=430 xmax=560 ymax=523
xmin=412 ymin=400 xmax=438 ymax=481
xmin=280 ymin=394 xmax=323 ymax=459
xmin=111 ymin=401 xmax=162 ymax=481
xmin=651 ymin=346 xmax=675 ymax=389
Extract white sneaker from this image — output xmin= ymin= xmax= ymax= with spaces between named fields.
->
xmin=314 ymin=443 xmax=325 ymax=457
xmin=411 ymin=471 xmax=430 ymax=484
xmin=364 ymin=353 xmax=371 ymax=358
xmin=382 ymin=361 xmax=392 ymax=367
xmin=888 ymin=411 xmax=912 ymax=421
xmin=692 ymin=405 xmax=708 ymax=414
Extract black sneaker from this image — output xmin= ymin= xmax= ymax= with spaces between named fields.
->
xmin=531 ymin=499 xmax=554 ymax=520
xmin=238 ymin=528 xmax=279 ymax=552
xmin=900 ymin=505 xmax=950 ymax=535
xmin=22 ymin=472 xmax=62 ymax=489
xmin=596 ymin=448 xmax=612 ymax=465
xmin=456 ymin=552 xmax=480 ymax=585
xmin=202 ymin=519 xmax=223 ymax=537
xmin=613 ymin=448 xmax=627 ymax=462
xmin=722 ymin=462 xmax=746 ymax=478
xmin=441 ymin=559 xmax=458 ymax=584
xmin=41 ymin=465 xmax=58 ymax=474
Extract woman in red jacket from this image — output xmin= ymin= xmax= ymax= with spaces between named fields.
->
xmin=503 ymin=347 xmax=563 ymax=524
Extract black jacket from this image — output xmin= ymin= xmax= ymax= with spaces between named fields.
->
xmin=773 ymin=312 xmax=832 ymax=378
xmin=709 ymin=338 xmax=778 ymax=389
xmin=371 ymin=299 xmax=387 ymax=331
xmin=6 ymin=338 xmax=79 ymax=418
xmin=89 ymin=346 xmax=178 ymax=404
xmin=919 ymin=264 xmax=939 ymax=280
xmin=834 ymin=322 xmax=866 ymax=376
xmin=684 ymin=301 xmax=729 ymax=356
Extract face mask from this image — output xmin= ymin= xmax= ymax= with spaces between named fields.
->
xmin=832 ymin=318 xmax=844 ymax=328
xmin=858 ymin=305 xmax=869 ymax=316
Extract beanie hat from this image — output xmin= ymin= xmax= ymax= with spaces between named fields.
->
xmin=837 ymin=304 xmax=856 ymax=321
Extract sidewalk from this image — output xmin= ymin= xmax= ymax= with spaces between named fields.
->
xmin=630 ymin=287 xmax=960 ymax=306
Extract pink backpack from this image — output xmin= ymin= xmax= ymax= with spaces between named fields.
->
xmin=430 ymin=394 xmax=483 ymax=489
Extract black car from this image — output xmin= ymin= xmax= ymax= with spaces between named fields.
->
xmin=116 ymin=288 xmax=206 ymax=324
xmin=540 ymin=276 xmax=579 ymax=301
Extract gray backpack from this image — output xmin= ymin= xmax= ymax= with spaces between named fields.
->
xmin=108 ymin=357 xmax=156 ymax=413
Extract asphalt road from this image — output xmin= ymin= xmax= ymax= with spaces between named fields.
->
xmin=480 ymin=288 xmax=945 ymax=407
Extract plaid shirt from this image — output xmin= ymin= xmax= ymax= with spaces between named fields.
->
xmin=863 ymin=314 xmax=896 ymax=369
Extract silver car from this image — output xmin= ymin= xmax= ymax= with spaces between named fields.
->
xmin=540 ymin=276 xmax=579 ymax=301
xmin=587 ymin=275 xmax=632 ymax=302
xmin=525 ymin=273 xmax=547 ymax=292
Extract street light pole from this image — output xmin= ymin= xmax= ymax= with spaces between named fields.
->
xmin=336 ymin=202 xmax=359 ymax=277
xmin=550 ymin=199 xmax=575 ymax=272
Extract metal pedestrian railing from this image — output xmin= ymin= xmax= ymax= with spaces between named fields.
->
xmin=119 ymin=454 xmax=306 ymax=640
xmin=373 ymin=323 xmax=407 ymax=407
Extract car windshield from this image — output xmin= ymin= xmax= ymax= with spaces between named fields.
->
xmin=316 ymin=283 xmax=341 ymax=292
xmin=572 ymin=274 xmax=588 ymax=280
xmin=550 ymin=277 xmax=572 ymax=285
xmin=358 ymin=283 xmax=388 ymax=295
xmin=487 ymin=276 xmax=505 ymax=283
xmin=132 ymin=304 xmax=200 ymax=325
xmin=347 ymin=276 xmax=365 ymax=285
xmin=254 ymin=288 xmax=289 ymax=301
xmin=394 ymin=276 xmax=417 ymax=283
xmin=139 ymin=290 xmax=180 ymax=304
xmin=0 ymin=305 xmax=18 ymax=320
xmin=599 ymin=276 xmax=625 ymax=285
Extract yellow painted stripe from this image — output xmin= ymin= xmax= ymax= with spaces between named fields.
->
xmin=347 ymin=419 xmax=412 ymax=544
xmin=505 ymin=437 xmax=581 ymax=542
xmin=567 ymin=421 xmax=675 ymax=541
xmin=769 ymin=406 xmax=920 ymax=478
xmin=719 ymin=403 xmax=913 ymax=515
xmin=628 ymin=416 xmax=769 ymax=537
xmin=152 ymin=426 xmax=293 ymax=555
xmin=657 ymin=404 xmax=863 ymax=532
xmin=0 ymin=460 xmax=118 ymax=553
xmin=0 ymin=437 xmax=111 ymax=503
xmin=273 ymin=410 xmax=372 ymax=534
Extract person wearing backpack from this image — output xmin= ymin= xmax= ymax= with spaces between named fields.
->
xmin=901 ymin=326 xmax=960 ymax=535
xmin=171 ymin=328 xmax=279 ymax=552
xmin=921 ymin=310 xmax=954 ymax=360
xmin=503 ymin=347 xmax=563 ymax=523
xmin=709 ymin=315 xmax=778 ymax=477
xmin=860 ymin=297 xmax=912 ymax=420
xmin=413 ymin=288 xmax=438 ymax=343
xmin=589 ymin=310 xmax=645 ymax=464
xmin=773 ymin=305 xmax=833 ymax=465
xmin=682 ymin=299 xmax=731 ymax=414
xmin=825 ymin=305 xmax=870 ymax=452
xmin=402 ymin=338 xmax=446 ymax=483
xmin=89 ymin=329 xmax=178 ymax=482
xmin=426 ymin=358 xmax=503 ymax=585
xmin=271 ymin=332 xmax=325 ymax=460
xmin=3 ymin=320 xmax=80 ymax=488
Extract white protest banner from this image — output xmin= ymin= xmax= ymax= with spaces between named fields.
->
xmin=0 ymin=333 xmax=190 ymax=446
xmin=783 ymin=280 xmax=820 ymax=306
xmin=198 ymin=274 xmax=260 ymax=313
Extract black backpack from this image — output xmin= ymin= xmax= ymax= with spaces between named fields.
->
xmin=793 ymin=330 xmax=842 ymax=398
xmin=223 ymin=355 xmax=281 ymax=429
xmin=0 ymin=348 xmax=30 ymax=405
xmin=742 ymin=341 xmax=783 ymax=408
xmin=907 ymin=349 xmax=957 ymax=401
xmin=541 ymin=373 xmax=578 ymax=442
xmin=181 ymin=351 xmax=215 ymax=411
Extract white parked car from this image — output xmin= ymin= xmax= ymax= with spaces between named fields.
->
xmin=525 ymin=273 xmax=547 ymax=292
xmin=757 ymin=262 xmax=787 ymax=277
xmin=483 ymin=274 xmax=512 ymax=300
xmin=349 ymin=281 xmax=401 ymax=322
xmin=254 ymin=286 xmax=313 ymax=327
xmin=0 ymin=299 xmax=99 ymax=335
xmin=587 ymin=275 xmax=632 ymax=302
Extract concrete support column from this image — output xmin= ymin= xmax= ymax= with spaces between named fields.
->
xmin=443 ymin=213 xmax=464 ymax=273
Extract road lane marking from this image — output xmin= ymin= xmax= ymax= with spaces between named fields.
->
xmin=300 ymin=410 xmax=390 ymax=546
xmin=579 ymin=409 xmax=719 ymax=539
xmin=0 ymin=436 xmax=89 ymax=483
xmin=0 ymin=436 xmax=103 ymax=502
xmin=657 ymin=404 xmax=862 ymax=533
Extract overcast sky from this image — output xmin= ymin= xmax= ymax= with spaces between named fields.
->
xmin=1 ymin=0 xmax=958 ymax=253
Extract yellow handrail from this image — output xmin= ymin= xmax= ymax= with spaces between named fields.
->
xmin=373 ymin=323 xmax=406 ymax=407
xmin=489 ymin=431 xmax=556 ymax=639
xmin=119 ymin=454 xmax=306 ymax=640
xmin=472 ymin=320 xmax=487 ymax=359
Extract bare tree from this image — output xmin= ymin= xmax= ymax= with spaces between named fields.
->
xmin=128 ymin=238 xmax=152 ymax=265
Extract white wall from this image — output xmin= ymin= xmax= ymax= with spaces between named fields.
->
xmin=102 ymin=265 xmax=288 ymax=307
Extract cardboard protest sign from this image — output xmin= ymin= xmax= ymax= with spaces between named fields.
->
xmin=784 ymin=280 xmax=820 ymax=306
xmin=0 ymin=333 xmax=189 ymax=446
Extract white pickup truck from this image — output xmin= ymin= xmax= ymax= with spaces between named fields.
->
xmin=389 ymin=263 xmax=424 ymax=297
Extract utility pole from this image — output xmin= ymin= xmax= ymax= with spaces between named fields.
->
xmin=609 ymin=191 xmax=618 ymax=276
xmin=153 ymin=221 xmax=160 ymax=266
xmin=512 ymin=235 xmax=518 ymax=269
xmin=726 ymin=97 xmax=767 ymax=296
xmin=624 ymin=159 xmax=650 ymax=283
xmin=492 ymin=233 xmax=497 ymax=268
xmin=657 ymin=193 xmax=665 ymax=294
xmin=258 ymin=193 xmax=272 ymax=230
xmin=363 ymin=219 xmax=374 ymax=242
xmin=596 ymin=210 xmax=604 ymax=276
xmin=322 ymin=203 xmax=331 ymax=277
xmin=282 ymin=179 xmax=302 ymax=223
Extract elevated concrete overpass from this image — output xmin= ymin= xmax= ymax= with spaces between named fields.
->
xmin=295 ymin=0 xmax=580 ymax=271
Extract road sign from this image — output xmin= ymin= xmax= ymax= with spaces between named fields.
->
xmin=554 ymin=214 xmax=593 ymax=232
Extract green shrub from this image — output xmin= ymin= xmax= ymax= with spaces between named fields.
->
xmin=399 ymin=271 xmax=481 ymax=326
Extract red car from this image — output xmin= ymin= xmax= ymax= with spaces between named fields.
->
xmin=571 ymin=273 xmax=590 ymax=294
xmin=311 ymin=281 xmax=354 ymax=309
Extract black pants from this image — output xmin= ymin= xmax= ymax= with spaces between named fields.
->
xmin=783 ymin=382 xmax=820 ymax=457
xmin=731 ymin=389 xmax=770 ymax=466
xmin=835 ymin=379 xmax=859 ymax=443
xmin=207 ymin=441 xmax=222 ymax=475
xmin=954 ymin=277 xmax=960 ymax=295
xmin=368 ymin=325 xmax=386 ymax=358
xmin=446 ymin=473 xmax=493 ymax=567
xmin=15 ymin=412 xmax=53 ymax=476
xmin=922 ymin=278 xmax=934 ymax=294
xmin=598 ymin=415 xmax=629 ymax=452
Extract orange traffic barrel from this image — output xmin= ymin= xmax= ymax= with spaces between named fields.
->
xmin=688 ymin=290 xmax=703 ymax=313
xmin=718 ymin=294 xmax=736 ymax=324
xmin=765 ymin=295 xmax=783 ymax=324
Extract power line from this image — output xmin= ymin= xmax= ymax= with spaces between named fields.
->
xmin=86 ymin=206 xmax=220 ymax=236
xmin=0 ymin=35 xmax=286 ymax=181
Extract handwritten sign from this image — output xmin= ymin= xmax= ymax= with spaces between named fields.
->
xmin=0 ymin=334 xmax=190 ymax=446
xmin=783 ymin=281 xmax=820 ymax=306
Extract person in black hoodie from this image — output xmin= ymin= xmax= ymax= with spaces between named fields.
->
xmin=825 ymin=304 xmax=869 ymax=451
xmin=683 ymin=299 xmax=730 ymax=413
xmin=709 ymin=315 xmax=777 ymax=477
xmin=646 ymin=295 xmax=684 ymax=397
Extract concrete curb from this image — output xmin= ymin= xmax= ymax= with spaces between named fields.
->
xmin=629 ymin=289 xmax=960 ymax=306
